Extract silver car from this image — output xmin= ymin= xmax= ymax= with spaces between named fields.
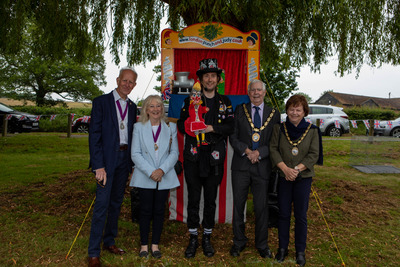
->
xmin=281 ymin=104 xmax=350 ymax=137
xmin=374 ymin=117 xmax=400 ymax=138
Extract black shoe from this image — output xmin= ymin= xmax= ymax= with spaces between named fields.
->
xmin=275 ymin=248 xmax=288 ymax=262
xmin=296 ymin=252 xmax=306 ymax=266
xmin=202 ymin=234 xmax=215 ymax=257
xmin=151 ymin=249 xmax=162 ymax=259
xmin=184 ymin=234 xmax=199 ymax=258
xmin=230 ymin=244 xmax=245 ymax=257
xmin=139 ymin=250 xmax=148 ymax=258
xmin=258 ymin=248 xmax=272 ymax=258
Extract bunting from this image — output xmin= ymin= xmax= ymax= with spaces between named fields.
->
xmin=161 ymin=81 xmax=172 ymax=101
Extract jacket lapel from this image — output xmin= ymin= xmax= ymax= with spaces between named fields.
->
xmin=245 ymin=102 xmax=253 ymax=133
xmin=108 ymin=92 xmax=119 ymax=133
xmin=157 ymin=121 xmax=170 ymax=156
xmin=127 ymin=99 xmax=136 ymax=130
xmin=143 ymin=121 xmax=156 ymax=163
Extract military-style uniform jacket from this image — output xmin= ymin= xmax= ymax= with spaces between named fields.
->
xmin=177 ymin=92 xmax=234 ymax=166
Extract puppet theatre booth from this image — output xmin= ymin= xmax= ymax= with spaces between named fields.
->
xmin=161 ymin=22 xmax=268 ymax=225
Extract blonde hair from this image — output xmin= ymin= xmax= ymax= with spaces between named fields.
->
xmin=139 ymin=95 xmax=165 ymax=123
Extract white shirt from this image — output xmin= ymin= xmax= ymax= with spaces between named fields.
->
xmin=113 ymin=89 xmax=129 ymax=145
xmin=152 ymin=125 xmax=160 ymax=163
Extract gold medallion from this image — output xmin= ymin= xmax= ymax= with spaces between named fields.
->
xmin=292 ymin=147 xmax=299 ymax=156
xmin=154 ymin=144 xmax=158 ymax=151
xmin=120 ymin=122 xmax=125 ymax=130
xmin=283 ymin=122 xmax=312 ymax=157
xmin=252 ymin=132 xmax=260 ymax=142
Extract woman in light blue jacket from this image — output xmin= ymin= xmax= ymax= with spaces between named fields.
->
xmin=130 ymin=95 xmax=180 ymax=258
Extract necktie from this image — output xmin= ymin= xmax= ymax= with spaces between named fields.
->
xmin=252 ymin=106 xmax=261 ymax=149
xmin=253 ymin=106 xmax=261 ymax=128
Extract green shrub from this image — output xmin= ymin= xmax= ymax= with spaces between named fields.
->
xmin=38 ymin=116 xmax=70 ymax=132
xmin=344 ymin=107 xmax=398 ymax=120
xmin=14 ymin=106 xmax=91 ymax=117
xmin=12 ymin=106 xmax=92 ymax=132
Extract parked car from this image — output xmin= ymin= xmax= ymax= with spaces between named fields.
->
xmin=0 ymin=102 xmax=40 ymax=133
xmin=281 ymin=104 xmax=350 ymax=137
xmin=72 ymin=116 xmax=91 ymax=133
xmin=374 ymin=117 xmax=400 ymax=137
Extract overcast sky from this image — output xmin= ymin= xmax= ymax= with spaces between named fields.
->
xmin=101 ymin=53 xmax=400 ymax=104
xmin=100 ymin=17 xmax=399 ymax=104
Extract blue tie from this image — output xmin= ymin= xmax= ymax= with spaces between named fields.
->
xmin=252 ymin=106 xmax=261 ymax=149
xmin=253 ymin=106 xmax=261 ymax=128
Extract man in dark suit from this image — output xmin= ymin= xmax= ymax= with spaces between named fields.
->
xmin=87 ymin=67 xmax=138 ymax=267
xmin=229 ymin=79 xmax=280 ymax=258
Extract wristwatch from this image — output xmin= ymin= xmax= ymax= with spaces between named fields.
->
xmin=294 ymin=166 xmax=300 ymax=172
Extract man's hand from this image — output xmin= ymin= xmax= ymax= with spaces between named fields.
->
xmin=245 ymin=148 xmax=260 ymax=164
xmin=95 ymin=168 xmax=107 ymax=186
xmin=205 ymin=125 xmax=214 ymax=133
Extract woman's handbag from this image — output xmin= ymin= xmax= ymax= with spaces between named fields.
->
xmin=174 ymin=160 xmax=183 ymax=175
xmin=268 ymin=127 xmax=282 ymax=228
xmin=268 ymin=170 xmax=279 ymax=228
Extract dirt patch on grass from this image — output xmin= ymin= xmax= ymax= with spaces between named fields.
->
xmin=309 ymin=179 xmax=399 ymax=226
xmin=1 ymin=171 xmax=399 ymax=265
xmin=1 ymin=170 xmax=398 ymax=230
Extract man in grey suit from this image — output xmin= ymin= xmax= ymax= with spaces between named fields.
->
xmin=229 ymin=79 xmax=281 ymax=258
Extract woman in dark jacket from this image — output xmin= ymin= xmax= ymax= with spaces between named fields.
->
xmin=270 ymin=94 xmax=323 ymax=266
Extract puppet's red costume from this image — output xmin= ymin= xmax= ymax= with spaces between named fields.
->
xmin=184 ymin=82 xmax=208 ymax=146
xmin=185 ymin=104 xmax=208 ymax=137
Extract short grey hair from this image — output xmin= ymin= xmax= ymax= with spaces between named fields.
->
xmin=119 ymin=66 xmax=138 ymax=79
xmin=139 ymin=95 xmax=165 ymax=123
xmin=248 ymin=79 xmax=266 ymax=92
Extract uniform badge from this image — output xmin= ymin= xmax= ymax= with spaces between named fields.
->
xmin=190 ymin=146 xmax=198 ymax=155
xmin=211 ymin=150 xmax=220 ymax=160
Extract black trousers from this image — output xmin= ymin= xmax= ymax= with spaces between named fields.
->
xmin=138 ymin=188 xmax=169 ymax=245
xmin=232 ymin=164 xmax=270 ymax=250
xmin=183 ymin=160 xmax=224 ymax=230
xmin=277 ymin=177 xmax=312 ymax=253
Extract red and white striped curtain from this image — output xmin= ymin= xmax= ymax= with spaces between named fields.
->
xmin=168 ymin=130 xmax=235 ymax=223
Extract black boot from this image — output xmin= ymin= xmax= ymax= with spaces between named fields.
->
xmin=202 ymin=233 xmax=215 ymax=257
xmin=275 ymin=248 xmax=288 ymax=262
xmin=296 ymin=252 xmax=306 ymax=266
xmin=184 ymin=234 xmax=199 ymax=258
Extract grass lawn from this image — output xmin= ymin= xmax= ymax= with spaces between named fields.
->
xmin=0 ymin=133 xmax=399 ymax=266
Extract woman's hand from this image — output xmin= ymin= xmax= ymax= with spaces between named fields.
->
xmin=283 ymin=167 xmax=299 ymax=181
xmin=277 ymin=162 xmax=300 ymax=181
xmin=150 ymin=169 xmax=165 ymax=182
